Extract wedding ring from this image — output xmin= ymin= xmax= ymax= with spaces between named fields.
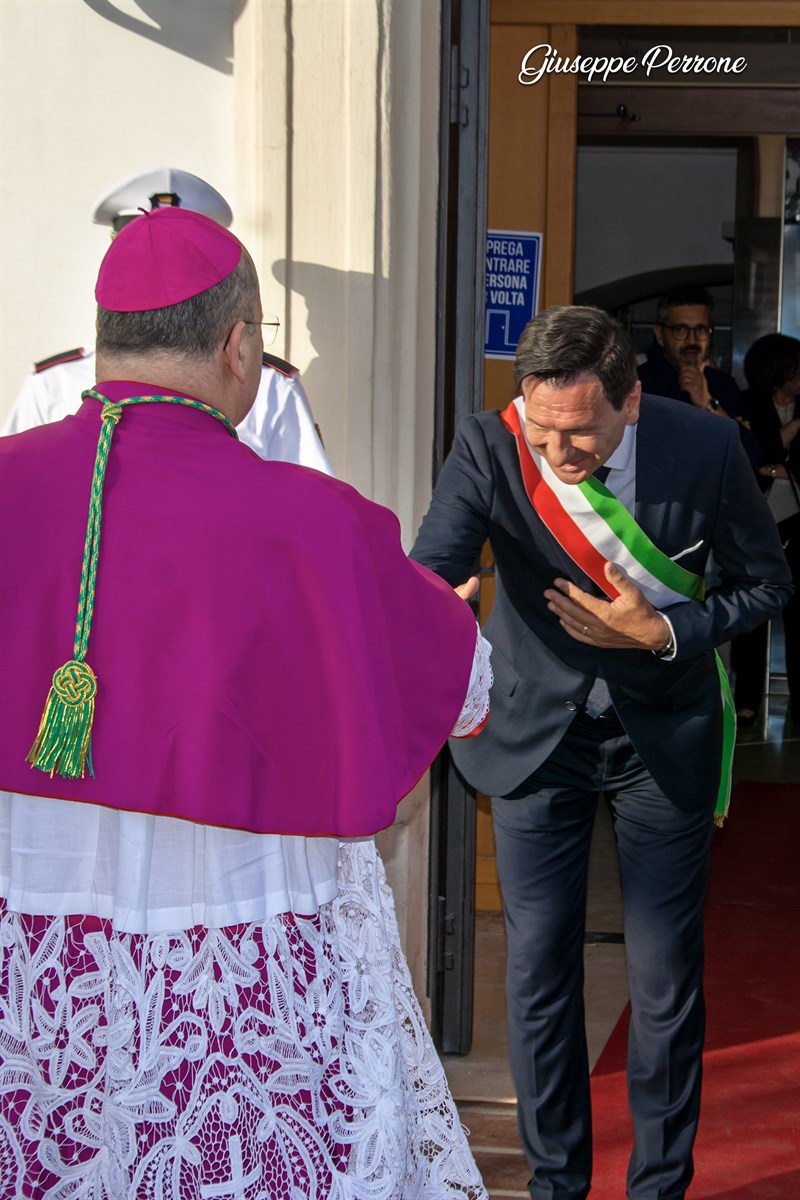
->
xmin=582 ymin=624 xmax=588 ymax=635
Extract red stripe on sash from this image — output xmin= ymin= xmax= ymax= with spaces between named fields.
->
xmin=500 ymin=404 xmax=620 ymax=600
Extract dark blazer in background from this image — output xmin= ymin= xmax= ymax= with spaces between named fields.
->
xmin=741 ymin=387 xmax=800 ymax=480
xmin=637 ymin=346 xmax=744 ymax=415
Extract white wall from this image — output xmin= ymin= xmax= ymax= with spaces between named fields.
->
xmin=575 ymin=146 xmax=737 ymax=295
xmin=0 ymin=0 xmax=236 ymax=426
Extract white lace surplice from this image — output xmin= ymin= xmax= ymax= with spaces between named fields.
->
xmin=0 ymin=628 xmax=492 ymax=1199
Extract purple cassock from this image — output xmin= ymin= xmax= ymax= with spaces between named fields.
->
xmin=0 ymin=382 xmax=477 ymax=836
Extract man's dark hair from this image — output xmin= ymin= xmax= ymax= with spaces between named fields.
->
xmin=513 ymin=305 xmax=638 ymax=410
xmin=96 ymin=252 xmax=259 ymax=359
xmin=743 ymin=333 xmax=800 ymax=394
xmin=655 ymin=286 xmax=714 ymax=327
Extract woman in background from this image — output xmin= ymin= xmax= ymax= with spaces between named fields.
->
xmin=731 ymin=333 xmax=800 ymax=726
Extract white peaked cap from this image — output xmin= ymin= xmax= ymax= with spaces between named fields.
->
xmin=92 ymin=168 xmax=233 ymax=228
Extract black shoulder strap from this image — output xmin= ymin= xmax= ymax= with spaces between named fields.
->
xmin=34 ymin=347 xmax=87 ymax=373
xmin=261 ymin=351 xmax=299 ymax=378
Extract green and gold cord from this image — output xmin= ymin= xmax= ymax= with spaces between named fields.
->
xmin=27 ymin=390 xmax=237 ymax=779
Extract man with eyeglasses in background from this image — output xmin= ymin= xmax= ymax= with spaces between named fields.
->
xmin=2 ymin=167 xmax=333 ymax=475
xmin=637 ymin=285 xmax=744 ymax=421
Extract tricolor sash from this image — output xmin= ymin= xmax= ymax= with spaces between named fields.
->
xmin=501 ymin=398 xmax=735 ymax=824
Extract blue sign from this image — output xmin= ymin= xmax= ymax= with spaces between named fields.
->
xmin=484 ymin=230 xmax=542 ymax=359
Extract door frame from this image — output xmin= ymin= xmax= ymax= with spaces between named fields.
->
xmin=427 ymin=0 xmax=489 ymax=1054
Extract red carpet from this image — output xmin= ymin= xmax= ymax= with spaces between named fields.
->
xmin=589 ymin=781 xmax=800 ymax=1198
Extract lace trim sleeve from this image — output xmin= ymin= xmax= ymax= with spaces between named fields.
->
xmin=450 ymin=623 xmax=493 ymax=738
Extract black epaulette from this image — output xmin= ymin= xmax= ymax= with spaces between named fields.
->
xmin=262 ymin=351 xmax=299 ymax=378
xmin=34 ymin=347 xmax=86 ymax=373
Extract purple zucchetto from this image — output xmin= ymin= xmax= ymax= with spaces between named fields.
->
xmin=95 ymin=206 xmax=242 ymax=313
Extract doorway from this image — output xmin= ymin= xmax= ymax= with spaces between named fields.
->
xmin=429 ymin=4 xmax=800 ymax=1055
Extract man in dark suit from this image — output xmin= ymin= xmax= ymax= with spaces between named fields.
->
xmin=411 ymin=306 xmax=791 ymax=1200
xmin=637 ymin=285 xmax=743 ymax=418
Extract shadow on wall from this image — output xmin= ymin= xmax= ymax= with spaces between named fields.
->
xmin=82 ymin=0 xmax=246 ymax=73
xmin=272 ymin=261 xmax=389 ymax=477
xmin=272 ymin=260 xmax=381 ymax=382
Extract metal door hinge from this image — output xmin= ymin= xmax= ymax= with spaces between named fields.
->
xmin=436 ymin=896 xmax=456 ymax=971
xmin=450 ymin=44 xmax=469 ymax=126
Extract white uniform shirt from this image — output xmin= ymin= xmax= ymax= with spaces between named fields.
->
xmin=2 ymin=348 xmax=333 ymax=475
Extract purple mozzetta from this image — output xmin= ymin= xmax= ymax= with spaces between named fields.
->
xmin=0 ymin=384 xmax=476 ymax=836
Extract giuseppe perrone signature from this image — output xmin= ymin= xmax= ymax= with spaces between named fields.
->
xmin=519 ymin=43 xmax=748 ymax=86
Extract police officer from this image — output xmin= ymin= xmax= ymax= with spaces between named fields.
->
xmin=3 ymin=168 xmax=332 ymax=474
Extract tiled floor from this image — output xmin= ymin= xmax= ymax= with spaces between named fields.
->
xmin=445 ymin=643 xmax=800 ymax=1199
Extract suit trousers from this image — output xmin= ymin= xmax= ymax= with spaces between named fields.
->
xmin=491 ymin=709 xmax=715 ymax=1200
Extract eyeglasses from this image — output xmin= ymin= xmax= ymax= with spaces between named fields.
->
xmin=222 ymin=314 xmax=280 ymax=351
xmin=660 ymin=323 xmax=712 ymax=341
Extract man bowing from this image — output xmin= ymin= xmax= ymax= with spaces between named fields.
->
xmin=411 ymin=305 xmax=791 ymax=1200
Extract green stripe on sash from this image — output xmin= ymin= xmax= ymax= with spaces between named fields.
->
xmin=714 ymin=650 xmax=736 ymax=826
xmin=574 ymin=475 xmax=733 ymax=826
xmin=581 ymin=476 xmax=705 ymax=601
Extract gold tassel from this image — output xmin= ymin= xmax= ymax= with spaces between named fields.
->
xmin=27 ymin=659 xmax=97 ymax=779
xmin=25 ymin=395 xmax=234 ymax=783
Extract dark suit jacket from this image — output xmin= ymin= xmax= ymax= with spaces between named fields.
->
xmin=637 ymin=346 xmax=743 ymax=416
xmin=638 ymin=348 xmax=760 ymax=468
xmin=411 ymin=394 xmax=792 ymax=808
